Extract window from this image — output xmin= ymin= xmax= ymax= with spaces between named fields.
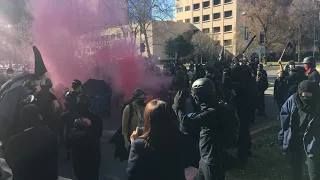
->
xmin=185 ymin=6 xmax=190 ymax=11
xmin=177 ymin=7 xmax=183 ymax=13
xmin=224 ymin=25 xmax=232 ymax=32
xmin=213 ymin=27 xmax=220 ymax=33
xmin=213 ymin=0 xmax=221 ymax=5
xmin=203 ymin=28 xmax=210 ymax=34
xmin=224 ymin=39 xmax=232 ymax=46
xmin=193 ymin=3 xmax=200 ymax=10
xmin=224 ymin=10 xmax=232 ymax=18
xmin=185 ymin=18 xmax=190 ymax=23
xmin=177 ymin=20 xmax=183 ymax=22
xmin=203 ymin=15 xmax=210 ymax=21
xmin=203 ymin=1 xmax=210 ymax=8
xmin=193 ymin=16 xmax=200 ymax=23
xmin=225 ymin=0 xmax=232 ymax=3
xmin=213 ymin=13 xmax=221 ymax=20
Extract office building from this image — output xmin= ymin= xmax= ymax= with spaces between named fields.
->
xmin=175 ymin=0 xmax=239 ymax=55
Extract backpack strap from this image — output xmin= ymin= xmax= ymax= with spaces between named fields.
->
xmin=127 ymin=103 xmax=134 ymax=138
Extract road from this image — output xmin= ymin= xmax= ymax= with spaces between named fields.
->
xmin=0 ymin=66 xmax=280 ymax=180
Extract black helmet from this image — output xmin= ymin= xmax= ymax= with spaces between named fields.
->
xmin=72 ymin=79 xmax=82 ymax=89
xmin=191 ymin=78 xmax=215 ymax=104
xmin=303 ymin=56 xmax=316 ymax=68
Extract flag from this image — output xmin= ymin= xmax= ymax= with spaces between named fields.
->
xmin=33 ymin=46 xmax=47 ymax=77
xmin=218 ymin=46 xmax=224 ymax=61
xmin=285 ymin=42 xmax=293 ymax=53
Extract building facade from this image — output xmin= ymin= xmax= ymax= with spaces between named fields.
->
xmin=175 ymin=0 xmax=239 ymax=55
xmin=75 ymin=21 xmax=195 ymax=60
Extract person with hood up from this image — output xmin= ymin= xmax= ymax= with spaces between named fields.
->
xmin=173 ymin=78 xmax=228 ymax=180
xmin=278 ymin=80 xmax=320 ymax=180
xmin=4 ymin=104 xmax=58 ymax=180
xmin=303 ymin=56 xmax=320 ymax=85
xmin=35 ymin=78 xmax=60 ymax=131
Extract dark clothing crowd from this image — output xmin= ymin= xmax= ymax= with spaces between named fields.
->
xmin=1 ymin=55 xmax=320 ymax=180
xmin=277 ymin=57 xmax=320 ymax=180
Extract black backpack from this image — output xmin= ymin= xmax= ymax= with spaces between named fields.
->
xmin=109 ymin=103 xmax=134 ymax=162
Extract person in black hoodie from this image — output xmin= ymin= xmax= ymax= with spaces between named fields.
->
xmin=279 ymin=80 xmax=320 ymax=180
xmin=4 ymin=104 xmax=58 ymax=180
xmin=172 ymin=78 xmax=226 ymax=180
xmin=67 ymin=94 xmax=103 ymax=180
xmin=63 ymin=79 xmax=82 ymax=160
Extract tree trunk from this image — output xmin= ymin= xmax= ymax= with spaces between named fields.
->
xmin=143 ymin=29 xmax=151 ymax=59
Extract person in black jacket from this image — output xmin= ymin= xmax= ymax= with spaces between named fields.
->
xmin=67 ymin=94 xmax=103 ymax=180
xmin=4 ymin=104 xmax=58 ymax=180
xmin=63 ymin=79 xmax=82 ymax=160
xmin=274 ymin=70 xmax=288 ymax=112
xmin=172 ymin=78 xmax=226 ymax=180
xmin=303 ymin=56 xmax=320 ymax=85
xmin=127 ymin=99 xmax=191 ymax=180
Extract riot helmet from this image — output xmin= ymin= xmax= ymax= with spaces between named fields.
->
xmin=72 ymin=79 xmax=82 ymax=91
xmin=303 ymin=56 xmax=316 ymax=68
xmin=191 ymin=78 xmax=215 ymax=105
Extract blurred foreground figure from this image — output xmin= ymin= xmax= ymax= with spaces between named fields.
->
xmin=279 ymin=80 xmax=320 ymax=180
xmin=4 ymin=104 xmax=58 ymax=180
xmin=127 ymin=99 xmax=192 ymax=180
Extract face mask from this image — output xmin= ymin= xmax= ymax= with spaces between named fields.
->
xmin=136 ymin=98 xmax=145 ymax=106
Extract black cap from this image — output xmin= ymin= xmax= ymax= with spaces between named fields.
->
xmin=72 ymin=79 xmax=82 ymax=89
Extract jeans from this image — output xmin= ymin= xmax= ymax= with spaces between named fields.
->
xmin=196 ymin=159 xmax=225 ymax=180
xmin=306 ymin=156 xmax=320 ymax=180
xmin=289 ymin=145 xmax=320 ymax=180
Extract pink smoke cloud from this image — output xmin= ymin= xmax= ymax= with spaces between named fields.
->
xmin=30 ymin=0 xmax=169 ymax=100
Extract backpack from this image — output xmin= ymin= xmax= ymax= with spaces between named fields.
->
xmin=109 ymin=103 xmax=134 ymax=162
xmin=216 ymin=101 xmax=240 ymax=149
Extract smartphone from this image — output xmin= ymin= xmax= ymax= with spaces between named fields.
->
xmin=138 ymin=127 xmax=145 ymax=136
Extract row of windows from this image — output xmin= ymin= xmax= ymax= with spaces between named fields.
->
xmin=176 ymin=0 xmax=232 ymax=13
xmin=201 ymin=25 xmax=232 ymax=34
xmin=177 ymin=11 xmax=232 ymax=23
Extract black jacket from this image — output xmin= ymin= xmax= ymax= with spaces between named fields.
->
xmin=307 ymin=69 xmax=320 ymax=85
xmin=172 ymin=102 xmax=223 ymax=165
xmin=4 ymin=127 xmax=58 ymax=180
xmin=127 ymin=133 xmax=191 ymax=180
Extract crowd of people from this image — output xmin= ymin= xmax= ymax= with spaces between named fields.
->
xmin=0 ymin=54 xmax=319 ymax=180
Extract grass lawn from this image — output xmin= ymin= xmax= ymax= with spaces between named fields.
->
xmin=228 ymin=126 xmax=309 ymax=180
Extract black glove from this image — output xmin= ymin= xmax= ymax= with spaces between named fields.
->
xmin=174 ymin=89 xmax=187 ymax=106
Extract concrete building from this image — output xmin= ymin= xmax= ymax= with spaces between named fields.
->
xmin=75 ymin=21 xmax=196 ymax=60
xmin=175 ymin=0 xmax=239 ymax=55
xmin=103 ymin=21 xmax=196 ymax=60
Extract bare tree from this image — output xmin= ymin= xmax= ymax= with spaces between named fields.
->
xmin=124 ymin=0 xmax=175 ymax=59
xmin=288 ymin=0 xmax=320 ymax=60
xmin=242 ymin=0 xmax=290 ymax=61
xmin=191 ymin=32 xmax=219 ymax=63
